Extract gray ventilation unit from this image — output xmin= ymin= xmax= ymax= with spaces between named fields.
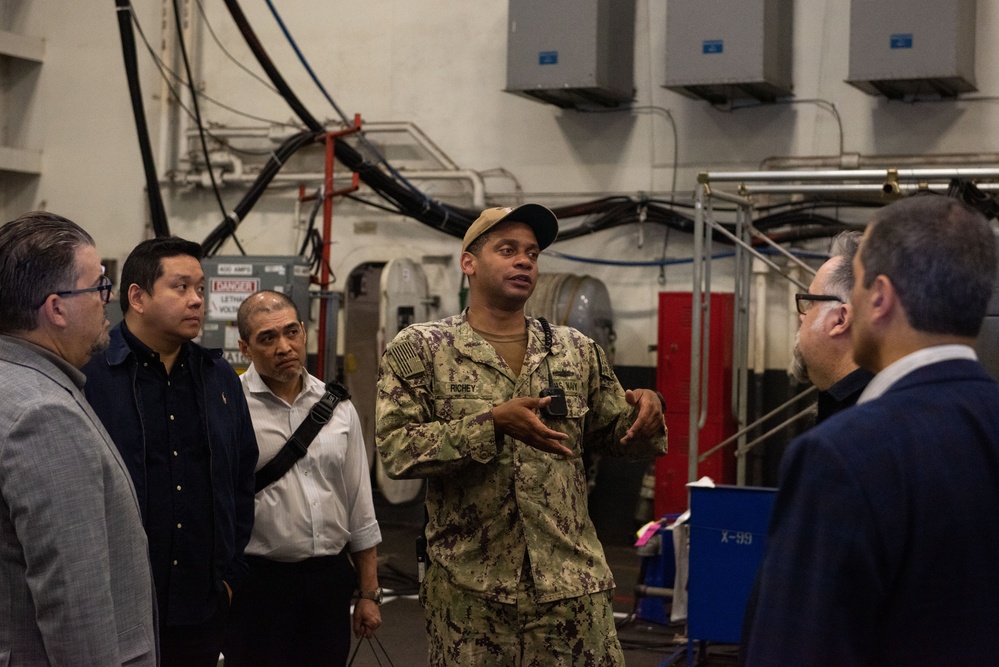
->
xmin=845 ymin=0 xmax=976 ymax=99
xmin=663 ymin=0 xmax=793 ymax=105
xmin=505 ymin=0 xmax=635 ymax=110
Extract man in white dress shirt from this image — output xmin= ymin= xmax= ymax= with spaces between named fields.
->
xmin=223 ymin=290 xmax=382 ymax=667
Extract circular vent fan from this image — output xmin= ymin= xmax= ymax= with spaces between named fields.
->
xmin=526 ymin=273 xmax=615 ymax=359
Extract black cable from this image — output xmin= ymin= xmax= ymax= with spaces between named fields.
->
xmin=220 ymin=0 xmax=479 ymax=248
xmin=754 ymin=208 xmax=850 ymax=231
xmin=193 ymin=0 xmax=279 ymax=95
xmin=222 ymin=0 xmax=323 ymax=133
xmin=298 ymin=190 xmax=323 ymax=256
xmin=554 ymin=199 xmax=705 ymax=241
xmin=263 ymin=0 xmax=433 ymax=203
xmin=297 ymin=198 xmax=337 ymax=287
xmin=550 ymin=196 xmax=866 ymax=249
xmin=764 ymin=223 xmax=855 ymax=244
xmin=115 ymin=0 xmax=170 ymax=237
xmin=343 ymin=193 xmax=411 ymax=216
xmin=201 ymin=129 xmax=322 ymax=255
xmin=947 ymin=178 xmax=999 ymax=220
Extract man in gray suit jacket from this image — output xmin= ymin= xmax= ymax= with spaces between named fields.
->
xmin=0 ymin=212 xmax=157 ymax=665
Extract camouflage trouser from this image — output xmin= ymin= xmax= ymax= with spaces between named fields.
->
xmin=420 ymin=562 xmax=625 ymax=667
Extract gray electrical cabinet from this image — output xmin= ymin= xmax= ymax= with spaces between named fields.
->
xmin=663 ymin=0 xmax=793 ymax=105
xmin=505 ymin=0 xmax=635 ymax=109
xmin=200 ymin=256 xmax=312 ymax=370
xmin=845 ymin=0 xmax=976 ymax=99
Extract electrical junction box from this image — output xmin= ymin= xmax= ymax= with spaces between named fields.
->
xmin=845 ymin=0 xmax=976 ymax=99
xmin=663 ymin=0 xmax=793 ymax=105
xmin=505 ymin=0 xmax=635 ymax=110
xmin=200 ymin=256 xmax=312 ymax=370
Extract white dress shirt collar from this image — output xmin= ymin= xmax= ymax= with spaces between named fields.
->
xmin=857 ymin=344 xmax=978 ymax=405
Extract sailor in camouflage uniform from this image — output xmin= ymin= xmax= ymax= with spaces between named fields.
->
xmin=376 ymin=204 xmax=667 ymax=666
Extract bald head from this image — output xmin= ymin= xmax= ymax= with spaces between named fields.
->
xmin=237 ymin=291 xmax=300 ymax=342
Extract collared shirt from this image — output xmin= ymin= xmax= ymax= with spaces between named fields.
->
xmin=858 ymin=345 xmax=979 ymax=405
xmin=241 ymin=364 xmax=381 ymax=562
xmin=816 ymin=367 xmax=874 ymax=423
xmin=121 ymin=323 xmax=215 ymax=625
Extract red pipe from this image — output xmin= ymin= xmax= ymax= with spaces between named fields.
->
xmin=315 ymin=114 xmax=362 ymax=380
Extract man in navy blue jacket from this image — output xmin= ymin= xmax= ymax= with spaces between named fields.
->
xmin=84 ymin=237 xmax=257 ymax=667
xmin=741 ymin=194 xmax=999 ymax=665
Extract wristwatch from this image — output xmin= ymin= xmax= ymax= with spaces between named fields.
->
xmin=359 ymin=587 xmax=383 ymax=605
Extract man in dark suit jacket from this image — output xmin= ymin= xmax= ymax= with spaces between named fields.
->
xmin=741 ymin=194 xmax=999 ymax=665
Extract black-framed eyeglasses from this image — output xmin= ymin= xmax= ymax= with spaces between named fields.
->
xmin=54 ymin=275 xmax=113 ymax=304
xmin=795 ymin=293 xmax=843 ymax=315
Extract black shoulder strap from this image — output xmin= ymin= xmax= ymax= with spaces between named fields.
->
xmin=254 ymin=381 xmax=351 ymax=493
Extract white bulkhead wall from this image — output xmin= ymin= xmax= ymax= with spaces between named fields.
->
xmin=6 ymin=0 xmax=999 ymax=369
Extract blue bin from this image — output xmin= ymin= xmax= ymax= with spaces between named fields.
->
xmin=687 ymin=485 xmax=777 ymax=645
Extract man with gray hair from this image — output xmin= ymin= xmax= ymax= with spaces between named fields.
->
xmin=792 ymin=231 xmax=873 ymax=423
xmin=0 ymin=212 xmax=157 ymax=664
xmin=742 ymin=195 xmax=999 ymax=665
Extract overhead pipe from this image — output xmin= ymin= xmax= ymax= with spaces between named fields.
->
xmin=703 ymin=167 xmax=999 ymax=184
xmin=169 ymin=168 xmax=486 ymax=210
xmin=377 ymin=170 xmax=485 ymax=210
xmin=360 ymin=122 xmax=460 ymax=171
xmin=733 ymin=182 xmax=999 ymax=195
xmin=762 ymin=152 xmax=999 ymax=171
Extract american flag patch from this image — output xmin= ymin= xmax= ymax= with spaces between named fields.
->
xmin=391 ymin=341 xmax=425 ymax=378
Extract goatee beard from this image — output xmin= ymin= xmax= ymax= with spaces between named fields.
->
xmin=790 ymin=333 xmax=810 ymax=385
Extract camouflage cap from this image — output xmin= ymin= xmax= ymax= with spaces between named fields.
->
xmin=461 ymin=204 xmax=559 ymax=253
